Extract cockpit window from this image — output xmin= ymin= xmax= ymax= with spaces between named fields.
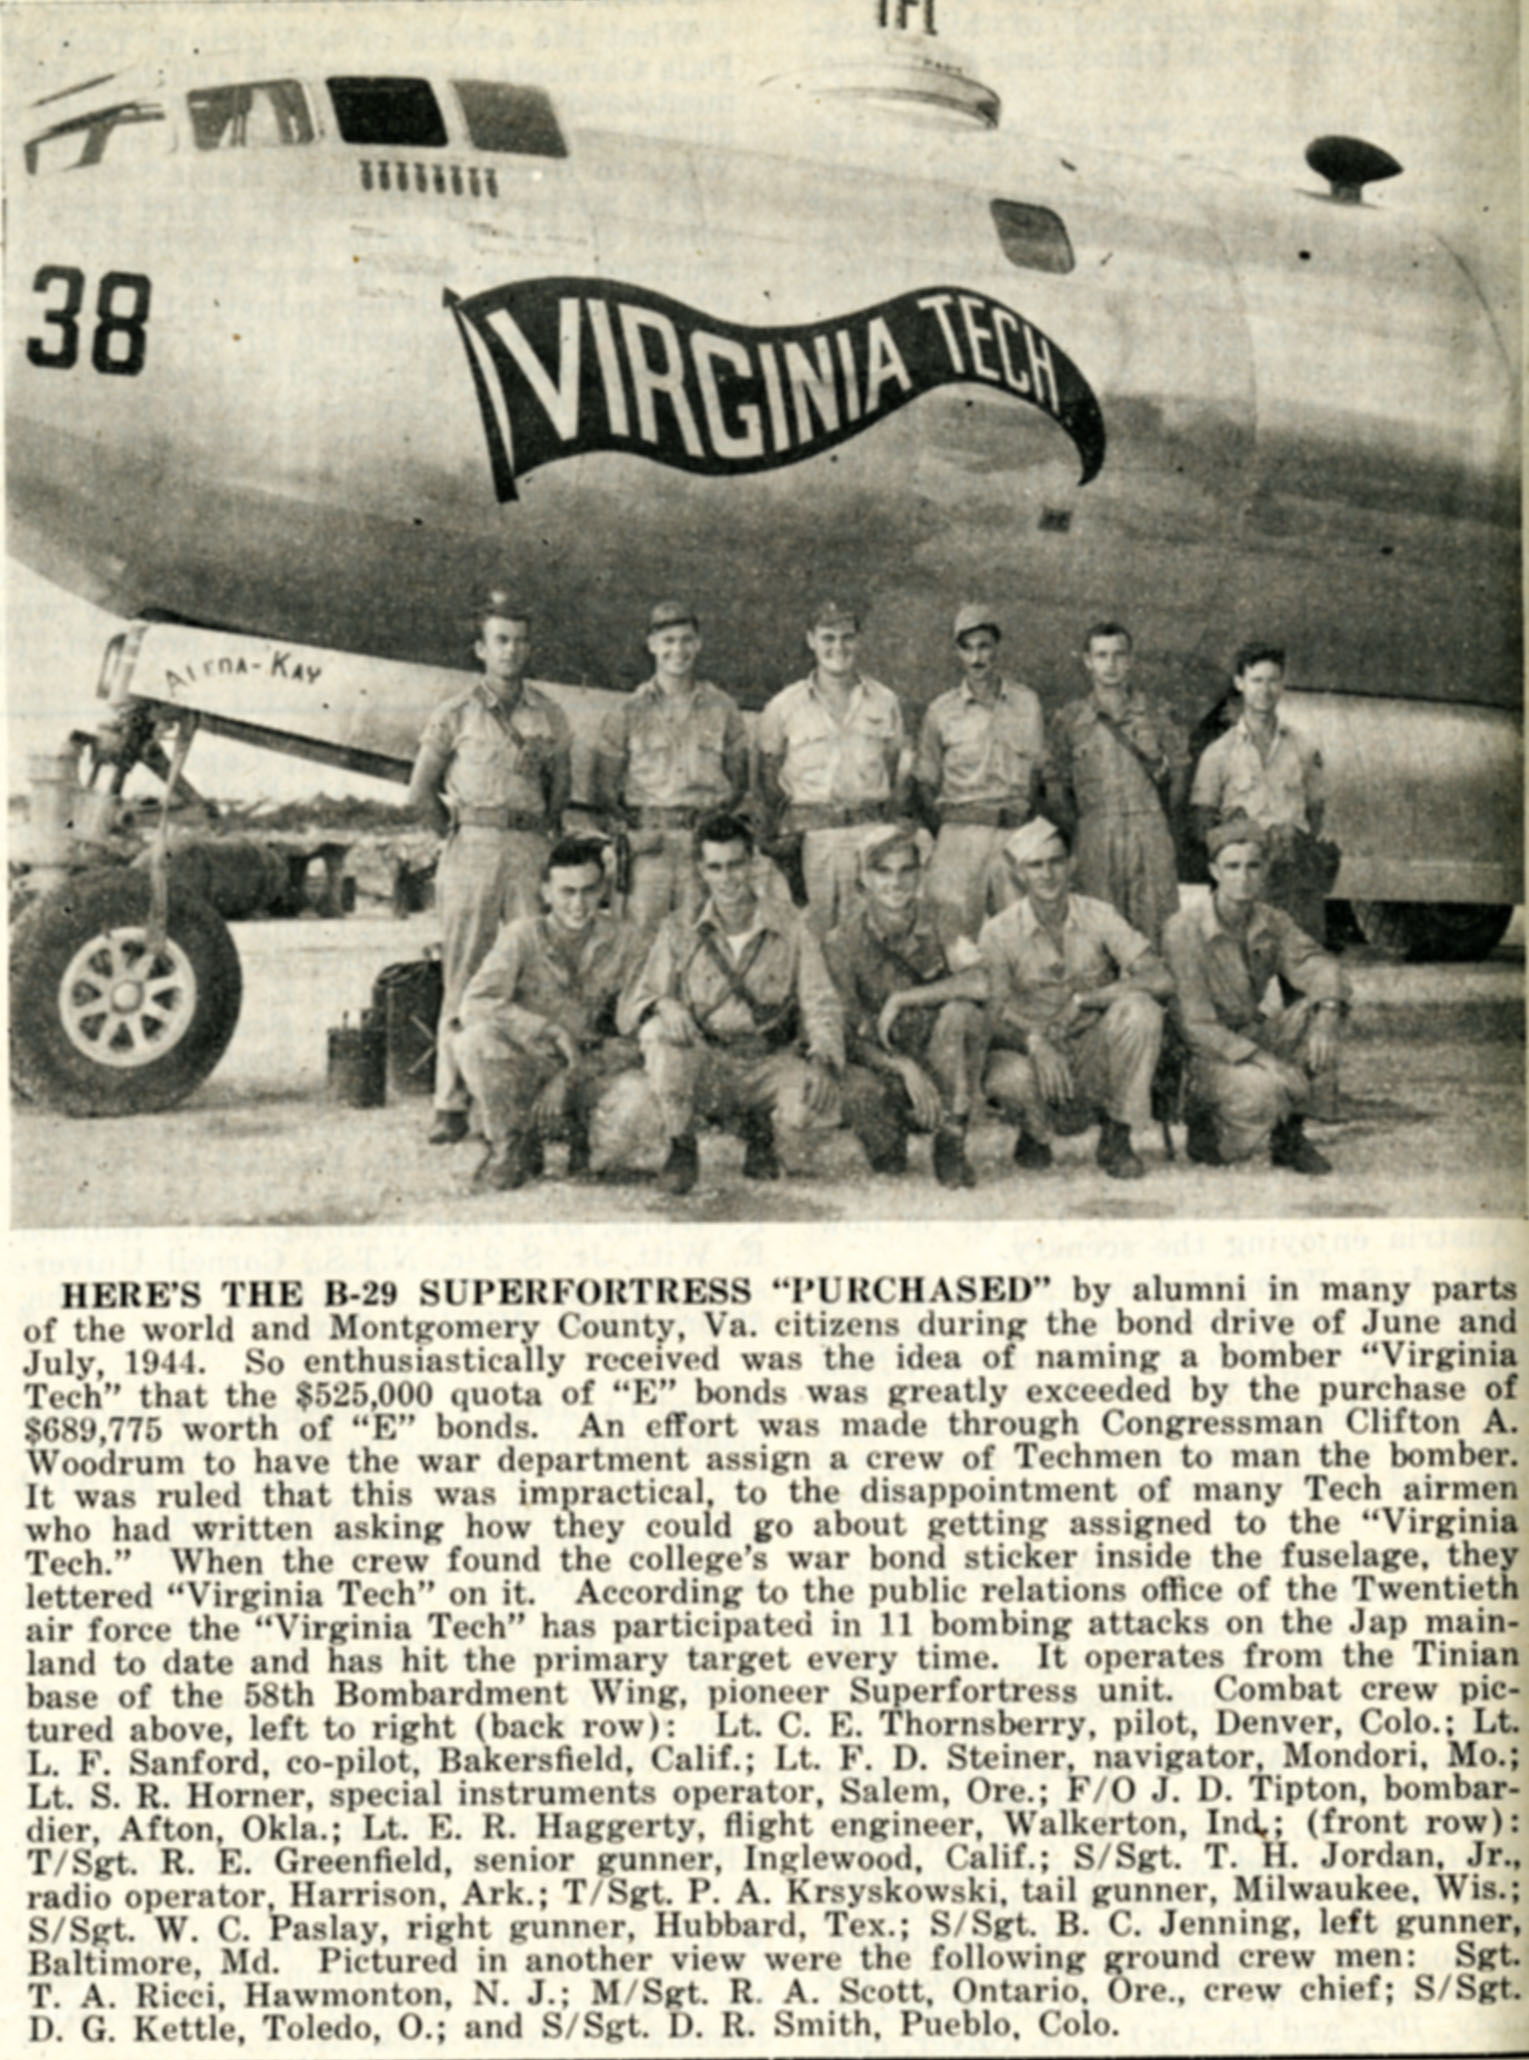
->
xmin=990 ymin=199 xmax=1075 ymax=276
xmin=452 ymin=81 xmax=567 ymax=158
xmin=187 ymin=81 xmax=313 ymax=150
xmin=25 ymin=101 xmax=165 ymax=174
xmin=327 ymin=76 xmax=447 ymax=148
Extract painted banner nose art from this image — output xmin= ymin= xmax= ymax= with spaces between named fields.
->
xmin=445 ymin=276 xmax=1106 ymax=501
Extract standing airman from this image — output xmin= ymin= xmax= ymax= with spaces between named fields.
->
xmin=1050 ymin=620 xmax=1187 ymax=947
xmin=591 ymin=599 xmax=749 ymax=953
xmin=1190 ymin=642 xmax=1333 ymax=937
xmin=913 ymin=603 xmax=1049 ymax=942
xmin=407 ymin=593 xmax=571 ymax=1144
xmin=756 ymin=601 xmax=906 ymax=933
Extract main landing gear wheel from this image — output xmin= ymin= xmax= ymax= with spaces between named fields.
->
xmin=10 ymin=869 xmax=242 ymax=1115
xmin=1351 ymin=901 xmax=1514 ymax=963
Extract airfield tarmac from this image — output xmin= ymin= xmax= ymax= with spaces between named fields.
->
xmin=11 ymin=904 xmax=1525 ymax=1229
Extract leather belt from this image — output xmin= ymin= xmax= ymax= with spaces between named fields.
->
xmin=453 ymin=806 xmax=548 ymax=831
xmin=939 ymin=803 xmax=1027 ymax=828
xmin=633 ymin=805 xmax=703 ymax=828
xmin=785 ymin=802 xmax=889 ymax=831
xmin=701 ymin=1026 xmax=794 ymax=1058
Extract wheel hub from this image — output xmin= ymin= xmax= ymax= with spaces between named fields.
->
xmin=61 ymin=925 xmax=199 ymax=1069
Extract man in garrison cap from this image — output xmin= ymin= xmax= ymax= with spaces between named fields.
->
xmin=912 ymin=603 xmax=1050 ymax=942
xmin=978 ymin=818 xmax=1173 ymax=1180
xmin=591 ymin=599 xmax=749 ymax=955
xmin=756 ymin=600 xmax=907 ymax=934
xmin=408 ymin=593 xmax=572 ymax=1144
xmin=1162 ymin=815 xmax=1349 ymax=1173
xmin=825 ymin=823 xmax=990 ymax=1188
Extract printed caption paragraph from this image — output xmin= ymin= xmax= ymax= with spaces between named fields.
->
xmin=17 ymin=1263 xmax=1523 ymax=2055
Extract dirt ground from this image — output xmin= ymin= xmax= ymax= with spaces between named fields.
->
xmin=11 ymin=906 xmax=1525 ymax=1228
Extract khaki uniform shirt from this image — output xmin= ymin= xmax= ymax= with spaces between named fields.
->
xmin=914 ymin=677 xmax=1048 ymax=812
xmin=415 ymin=683 xmax=571 ymax=820
xmin=596 ymin=678 xmax=747 ymax=811
xmin=756 ymin=674 xmax=904 ymax=808
xmin=979 ymin=894 xmax=1163 ymax=1039
xmin=620 ymin=899 xmax=845 ymax=1068
xmin=1189 ymin=713 xmax=1325 ymax=831
xmin=459 ymin=913 xmax=639 ymax=1048
xmin=1162 ymin=898 xmax=1349 ymax=1064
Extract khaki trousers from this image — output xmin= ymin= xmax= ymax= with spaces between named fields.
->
xmin=434 ymin=826 xmax=549 ymax=1111
xmin=625 ymin=829 xmax=703 ymax=956
xmin=1185 ymin=998 xmax=1337 ymax=1162
xmin=983 ymin=991 xmax=1163 ymax=1137
xmin=801 ymin=826 xmax=873 ymax=935
xmin=926 ymin=824 xmax=1009 ymax=942
xmin=639 ymin=1023 xmax=830 ymax=1142
xmin=455 ymin=1023 xmax=640 ymax=1147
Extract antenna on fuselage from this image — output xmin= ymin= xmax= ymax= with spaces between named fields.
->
xmin=1305 ymin=135 xmax=1404 ymax=204
xmin=760 ymin=0 xmax=998 ymax=129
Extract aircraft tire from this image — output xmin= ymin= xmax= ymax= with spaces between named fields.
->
xmin=1351 ymin=900 xmax=1514 ymax=963
xmin=10 ymin=868 xmax=242 ymax=1115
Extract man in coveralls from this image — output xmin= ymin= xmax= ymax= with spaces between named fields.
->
xmin=1049 ymin=620 xmax=1187 ymax=948
xmin=619 ymin=813 xmax=844 ymax=1196
xmin=1163 ymin=815 xmax=1348 ymax=1173
xmin=407 ymin=594 xmax=571 ymax=1144
xmin=454 ymin=835 xmax=645 ymax=1191
xmin=756 ymin=601 xmax=906 ymax=933
xmin=592 ymin=599 xmax=749 ymax=954
xmin=912 ymin=603 xmax=1049 ymax=941
xmin=824 ymin=824 xmax=988 ymax=1188
xmin=979 ymin=818 xmax=1172 ymax=1181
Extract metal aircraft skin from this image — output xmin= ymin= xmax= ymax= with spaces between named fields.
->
xmin=6 ymin=36 xmax=1522 ymax=909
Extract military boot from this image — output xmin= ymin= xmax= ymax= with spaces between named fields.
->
xmin=933 ymin=1123 xmax=976 ymax=1189
xmin=659 ymin=1134 xmax=700 ymax=1196
xmin=428 ymin=1108 xmax=469 ymax=1145
xmin=564 ymin=1118 xmax=592 ymax=1180
xmin=741 ymin=1114 xmax=782 ymax=1181
xmin=1096 ymin=1115 xmax=1145 ymax=1180
xmin=1184 ymin=1107 xmax=1226 ymax=1166
xmin=1012 ymin=1128 xmax=1054 ymax=1171
xmin=1270 ymin=1116 xmax=1332 ymax=1176
xmin=472 ymin=1137 xmax=536 ymax=1192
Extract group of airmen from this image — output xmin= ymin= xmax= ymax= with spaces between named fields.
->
xmin=406 ymin=590 xmax=1349 ymax=1196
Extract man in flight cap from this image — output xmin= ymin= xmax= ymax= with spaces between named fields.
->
xmin=592 ymin=599 xmax=749 ymax=955
xmin=1162 ymin=814 xmax=1348 ymax=1172
xmin=825 ymin=822 xmax=989 ymax=1188
xmin=913 ymin=602 xmax=1049 ymax=940
xmin=978 ymin=817 xmax=1172 ymax=1180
